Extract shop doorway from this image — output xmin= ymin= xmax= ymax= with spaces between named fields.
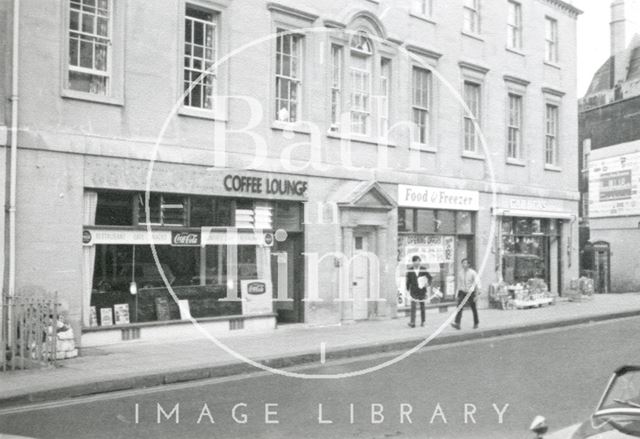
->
xmin=582 ymin=241 xmax=610 ymax=294
xmin=271 ymin=233 xmax=305 ymax=323
xmin=351 ymin=234 xmax=370 ymax=320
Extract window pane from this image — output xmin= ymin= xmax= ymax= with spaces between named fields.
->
xmin=184 ymin=5 xmax=217 ymax=109
xmin=95 ymin=191 xmax=133 ymax=226
xmin=416 ymin=209 xmax=437 ymax=234
xmin=456 ymin=211 xmax=473 ymax=234
xmin=398 ymin=208 xmax=415 ymax=232
xmin=437 ymin=211 xmax=456 ymax=234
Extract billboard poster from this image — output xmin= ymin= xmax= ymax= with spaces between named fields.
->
xmin=589 ymin=152 xmax=640 ymax=218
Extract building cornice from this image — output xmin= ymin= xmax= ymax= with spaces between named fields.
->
xmin=405 ymin=43 xmax=443 ymax=60
xmin=538 ymin=0 xmax=583 ymax=18
xmin=458 ymin=60 xmax=490 ymax=75
xmin=503 ymin=74 xmax=531 ymax=87
xmin=323 ymin=18 xmax=346 ymax=29
xmin=266 ymin=2 xmax=319 ymax=22
xmin=542 ymin=86 xmax=566 ymax=97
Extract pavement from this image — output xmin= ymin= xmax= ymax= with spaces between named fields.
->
xmin=2 ymin=293 xmax=640 ymax=409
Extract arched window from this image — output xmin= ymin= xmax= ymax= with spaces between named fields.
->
xmin=350 ymin=31 xmax=373 ymax=134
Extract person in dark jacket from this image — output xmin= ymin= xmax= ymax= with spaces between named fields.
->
xmin=405 ymin=255 xmax=432 ymax=328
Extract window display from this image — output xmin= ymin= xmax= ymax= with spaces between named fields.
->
xmin=501 ymin=217 xmax=559 ymax=286
xmin=397 ymin=208 xmax=475 ymax=305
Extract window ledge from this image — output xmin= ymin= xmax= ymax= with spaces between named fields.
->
xmin=272 ymin=121 xmax=312 ymax=135
xmin=409 ymin=12 xmax=436 ymax=25
xmin=505 ymin=47 xmax=525 ymax=57
xmin=461 ymin=30 xmax=484 ymax=42
xmin=410 ymin=142 xmax=437 ymax=153
xmin=61 ymin=89 xmax=123 ymax=107
xmin=326 ymin=131 xmax=397 ymax=148
xmin=461 ymin=151 xmax=485 ymax=161
xmin=506 ymin=158 xmax=526 ymax=167
xmin=544 ymin=61 xmax=561 ymax=70
xmin=179 ymin=106 xmax=227 ymax=122
xmin=544 ymin=164 xmax=562 ymax=172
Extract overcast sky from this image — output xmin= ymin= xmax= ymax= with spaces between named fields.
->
xmin=575 ymin=0 xmax=611 ymax=97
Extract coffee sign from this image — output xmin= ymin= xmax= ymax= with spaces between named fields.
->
xmin=171 ymin=231 xmax=201 ymax=247
xmin=224 ymin=175 xmax=308 ymax=197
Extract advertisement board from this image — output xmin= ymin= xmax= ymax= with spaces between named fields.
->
xmin=241 ymin=279 xmax=274 ymax=316
xmin=589 ymin=151 xmax=640 ymax=218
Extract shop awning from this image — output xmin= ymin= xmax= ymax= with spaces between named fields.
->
xmin=492 ymin=208 xmax=576 ymax=221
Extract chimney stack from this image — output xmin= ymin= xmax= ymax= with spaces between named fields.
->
xmin=611 ymin=0 xmax=640 ymax=84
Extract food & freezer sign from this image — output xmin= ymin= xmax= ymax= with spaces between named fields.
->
xmin=398 ymin=185 xmax=479 ymax=211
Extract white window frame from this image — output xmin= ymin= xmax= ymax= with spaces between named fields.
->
xmin=544 ymin=103 xmax=559 ymax=166
xmin=182 ymin=4 xmax=218 ymax=111
xmin=379 ymin=57 xmax=391 ymax=139
xmin=275 ymin=29 xmax=303 ymax=123
xmin=463 ymin=0 xmax=480 ymax=34
xmin=507 ymin=1 xmax=522 ymax=50
xmin=66 ymin=0 xmax=113 ymax=96
xmin=545 ymin=17 xmax=558 ymax=63
xmin=463 ymin=80 xmax=481 ymax=153
xmin=412 ymin=66 xmax=431 ymax=146
xmin=349 ymin=32 xmax=373 ymax=136
xmin=507 ymin=93 xmax=523 ymax=159
xmin=330 ymin=44 xmax=344 ymax=130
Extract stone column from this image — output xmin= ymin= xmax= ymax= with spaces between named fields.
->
xmin=341 ymin=226 xmax=354 ymax=321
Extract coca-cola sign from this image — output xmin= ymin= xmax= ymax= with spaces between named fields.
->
xmin=171 ymin=231 xmax=201 ymax=247
xmin=246 ymin=282 xmax=266 ymax=295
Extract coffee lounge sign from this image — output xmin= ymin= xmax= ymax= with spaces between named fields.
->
xmin=224 ymin=174 xmax=307 ymax=197
xmin=398 ymin=185 xmax=479 ymax=211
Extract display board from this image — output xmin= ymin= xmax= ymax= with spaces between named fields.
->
xmin=589 ymin=151 xmax=640 ymax=218
xmin=241 ymin=279 xmax=274 ymax=315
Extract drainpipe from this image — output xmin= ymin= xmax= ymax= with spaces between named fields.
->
xmin=8 ymin=0 xmax=20 ymax=301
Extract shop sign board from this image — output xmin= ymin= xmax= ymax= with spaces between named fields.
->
xmin=589 ymin=151 xmax=640 ymax=218
xmin=241 ymin=280 xmax=273 ymax=316
xmin=398 ymin=185 xmax=479 ymax=211
xmin=223 ymin=174 xmax=308 ymax=197
xmin=84 ymin=229 xmax=172 ymax=245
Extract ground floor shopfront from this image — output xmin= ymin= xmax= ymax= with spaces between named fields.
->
xmin=9 ymin=150 xmax=579 ymax=347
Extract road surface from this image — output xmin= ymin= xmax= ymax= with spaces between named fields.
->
xmin=1 ymin=316 xmax=640 ymax=438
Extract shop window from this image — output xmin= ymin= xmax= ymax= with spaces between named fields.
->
xmin=91 ymin=243 xmax=243 ymax=325
xmin=95 ymin=191 xmax=133 ymax=226
xmin=398 ymin=209 xmax=415 ymax=233
xmin=274 ymin=201 xmax=302 ymax=232
xmin=436 ymin=210 xmax=455 ymax=234
xmin=456 ymin=211 xmax=473 ymax=235
xmin=137 ymin=193 xmax=187 ymax=226
xmin=501 ymin=216 xmax=559 ymax=287
xmin=416 ymin=209 xmax=437 ymax=234
xmin=190 ymin=197 xmax=232 ymax=227
xmin=190 ymin=196 xmax=214 ymax=227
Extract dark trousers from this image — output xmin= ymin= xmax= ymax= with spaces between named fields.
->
xmin=455 ymin=290 xmax=479 ymax=326
xmin=410 ymin=298 xmax=425 ymax=325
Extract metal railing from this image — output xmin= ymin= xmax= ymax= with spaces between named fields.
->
xmin=1 ymin=293 xmax=60 ymax=371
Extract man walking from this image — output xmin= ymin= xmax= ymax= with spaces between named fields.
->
xmin=406 ymin=255 xmax=432 ymax=328
xmin=451 ymin=258 xmax=480 ymax=330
